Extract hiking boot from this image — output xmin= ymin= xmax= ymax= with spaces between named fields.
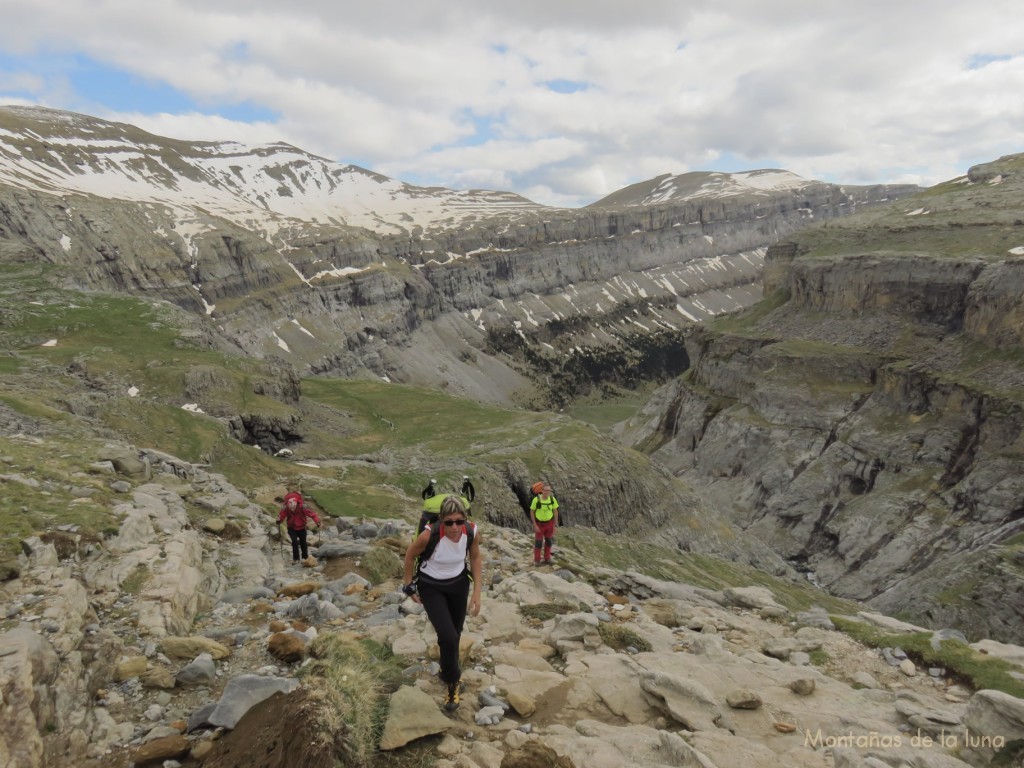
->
xmin=543 ymin=559 xmax=552 ymax=565
xmin=444 ymin=680 xmax=462 ymax=712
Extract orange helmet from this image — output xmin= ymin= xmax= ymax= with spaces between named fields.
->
xmin=531 ymin=481 xmax=545 ymax=495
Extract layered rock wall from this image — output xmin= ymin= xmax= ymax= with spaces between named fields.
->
xmin=624 ymin=245 xmax=1024 ymax=641
xmin=0 ymin=179 xmax=916 ymax=396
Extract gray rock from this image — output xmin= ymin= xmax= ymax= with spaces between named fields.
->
xmin=378 ymin=686 xmax=452 ymax=750
xmin=762 ymin=638 xmax=796 ymax=660
xmin=961 ymin=688 xmax=1024 ymax=765
xmin=204 ymin=675 xmax=300 ymax=729
xmin=851 ymin=671 xmax=881 ymax=689
xmin=930 ymin=628 xmax=968 ymax=650
xmin=185 ymin=702 xmax=217 ymax=733
xmin=722 ymin=586 xmax=783 ymax=611
xmin=317 ymin=541 xmax=370 ymax=559
xmin=881 ymin=647 xmax=904 ymax=667
xmin=363 ymin=606 xmax=403 ymax=626
xmin=323 ymin=573 xmax=371 ymax=594
xmin=725 ymin=689 xmax=762 ymax=709
xmin=795 ymin=607 xmax=835 ymax=630
xmin=475 ymin=704 xmax=506 ymax=725
xmin=350 ymin=523 xmax=379 ymax=539
xmin=477 ymin=689 xmax=510 ymax=710
xmin=175 ymin=654 xmax=217 ymax=687
xmin=789 ymin=678 xmax=816 ymax=696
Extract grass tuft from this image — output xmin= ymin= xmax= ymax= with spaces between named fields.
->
xmin=808 ymin=648 xmax=830 ymax=667
xmin=121 ymin=564 xmax=150 ymax=595
xmin=518 ymin=603 xmax=577 ymax=623
xmin=831 ymin=616 xmax=1024 ymax=698
xmin=301 ymin=632 xmax=406 ymax=764
xmin=360 ymin=546 xmax=402 ymax=585
xmin=598 ymin=622 xmax=652 ymax=652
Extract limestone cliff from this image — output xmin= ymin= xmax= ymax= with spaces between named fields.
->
xmin=620 ymin=154 xmax=1024 ymax=642
xmin=0 ymin=105 xmax=919 ymax=406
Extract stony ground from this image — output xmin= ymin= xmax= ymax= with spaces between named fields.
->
xmin=5 ymin=456 xmax=1022 ymax=768
xmin=91 ymin=541 xmax=990 ymax=768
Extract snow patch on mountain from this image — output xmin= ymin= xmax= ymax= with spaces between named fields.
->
xmin=0 ymin=105 xmax=552 ymax=239
xmin=646 ymin=170 xmax=811 ymax=205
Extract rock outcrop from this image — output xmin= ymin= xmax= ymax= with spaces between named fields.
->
xmin=2 ymin=446 xmax=1022 ymax=768
xmin=620 ymin=153 xmax=1024 ymax=641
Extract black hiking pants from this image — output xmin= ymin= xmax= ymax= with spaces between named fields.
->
xmin=287 ymin=527 xmax=309 ymax=561
xmin=417 ymin=570 xmax=470 ymax=684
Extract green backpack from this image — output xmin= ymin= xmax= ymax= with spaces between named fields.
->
xmin=418 ymin=485 xmax=474 ymax=534
xmin=421 ymin=492 xmax=472 ymax=516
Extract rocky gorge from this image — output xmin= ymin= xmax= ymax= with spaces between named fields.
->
xmin=619 ymin=153 xmax=1024 ymax=644
xmin=3 ymin=104 xmax=1024 ymax=767
xmin=0 ymin=105 xmax=919 ymax=406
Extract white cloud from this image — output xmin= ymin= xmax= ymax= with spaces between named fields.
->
xmin=1 ymin=0 xmax=1023 ymax=205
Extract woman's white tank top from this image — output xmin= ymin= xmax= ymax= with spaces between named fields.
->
xmin=420 ymin=523 xmax=476 ymax=579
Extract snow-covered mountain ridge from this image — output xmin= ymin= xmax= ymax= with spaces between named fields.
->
xmin=0 ymin=104 xmax=921 ymax=405
xmin=590 ymin=169 xmax=822 ymax=207
xmin=0 ymin=104 xmax=548 ymax=237
xmin=1 ymin=105 xmax=897 ymax=239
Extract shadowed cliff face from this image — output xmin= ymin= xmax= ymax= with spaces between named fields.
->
xmin=620 ymin=154 xmax=1024 ymax=642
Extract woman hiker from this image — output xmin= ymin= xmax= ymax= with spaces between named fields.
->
xmin=402 ymin=495 xmax=482 ymax=712
xmin=277 ymin=491 xmax=321 ymax=564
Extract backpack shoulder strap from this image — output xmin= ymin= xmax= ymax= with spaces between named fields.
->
xmin=415 ymin=524 xmax=443 ymax=576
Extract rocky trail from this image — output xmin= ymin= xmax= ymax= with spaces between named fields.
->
xmin=2 ymin=443 xmax=1024 ymax=768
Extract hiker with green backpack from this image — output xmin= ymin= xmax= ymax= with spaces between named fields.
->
xmin=401 ymin=495 xmax=482 ymax=712
xmin=417 ymin=475 xmax=475 ymax=533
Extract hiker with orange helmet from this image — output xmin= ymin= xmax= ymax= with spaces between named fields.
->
xmin=530 ymin=481 xmax=559 ymax=566
xmin=277 ymin=491 xmax=321 ymax=564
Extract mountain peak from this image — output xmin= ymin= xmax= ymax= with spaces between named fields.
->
xmin=0 ymin=105 xmax=549 ymax=237
xmin=586 ymin=168 xmax=823 ymax=208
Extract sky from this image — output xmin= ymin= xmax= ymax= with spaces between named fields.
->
xmin=0 ymin=1 xmax=1022 ymax=208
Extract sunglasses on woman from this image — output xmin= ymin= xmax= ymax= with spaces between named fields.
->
xmin=443 ymin=518 xmax=466 ymax=527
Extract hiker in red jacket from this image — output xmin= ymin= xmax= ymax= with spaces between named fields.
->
xmin=277 ymin=491 xmax=321 ymax=563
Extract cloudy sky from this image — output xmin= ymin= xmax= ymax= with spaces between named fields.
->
xmin=1 ymin=1 xmax=1022 ymax=207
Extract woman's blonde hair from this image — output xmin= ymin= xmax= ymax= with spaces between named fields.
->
xmin=439 ymin=495 xmax=466 ymax=518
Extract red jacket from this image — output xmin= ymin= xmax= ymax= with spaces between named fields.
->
xmin=277 ymin=492 xmax=321 ymax=531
